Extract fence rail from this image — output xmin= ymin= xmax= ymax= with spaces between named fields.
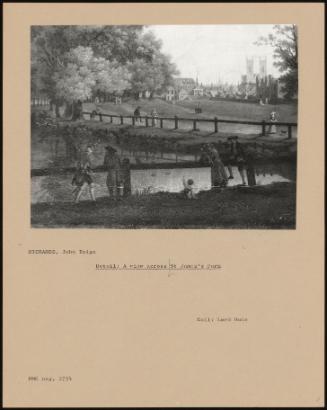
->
xmin=82 ymin=111 xmax=297 ymax=139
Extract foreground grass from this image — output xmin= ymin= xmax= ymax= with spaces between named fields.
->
xmin=31 ymin=182 xmax=296 ymax=229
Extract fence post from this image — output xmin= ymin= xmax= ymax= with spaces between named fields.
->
xmin=160 ymin=118 xmax=163 ymax=128
xmin=120 ymin=115 xmax=123 ymax=125
xmin=174 ymin=115 xmax=178 ymax=129
xmin=132 ymin=116 xmax=135 ymax=126
xmin=99 ymin=113 xmax=103 ymax=122
xmin=110 ymin=116 xmax=113 ymax=123
xmin=214 ymin=117 xmax=218 ymax=133
xmin=287 ymin=125 xmax=292 ymax=139
xmin=145 ymin=116 xmax=149 ymax=127
xmin=262 ymin=120 xmax=266 ymax=136
xmin=193 ymin=119 xmax=197 ymax=131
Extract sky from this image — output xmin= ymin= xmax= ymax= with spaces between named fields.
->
xmin=145 ymin=25 xmax=281 ymax=85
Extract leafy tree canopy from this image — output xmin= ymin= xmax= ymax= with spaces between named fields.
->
xmin=255 ymin=25 xmax=298 ymax=99
xmin=31 ymin=25 xmax=179 ymax=113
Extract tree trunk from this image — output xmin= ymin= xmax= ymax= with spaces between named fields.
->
xmin=50 ymin=98 xmax=62 ymax=118
xmin=64 ymin=102 xmax=73 ymax=118
xmin=55 ymin=102 xmax=61 ymax=118
xmin=71 ymin=100 xmax=83 ymax=121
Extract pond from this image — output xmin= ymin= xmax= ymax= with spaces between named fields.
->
xmin=31 ymin=161 xmax=296 ymax=204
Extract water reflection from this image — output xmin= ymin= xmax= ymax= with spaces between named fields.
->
xmin=31 ymin=162 xmax=295 ymax=204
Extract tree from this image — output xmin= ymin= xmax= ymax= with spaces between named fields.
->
xmin=129 ymin=54 xmax=178 ymax=98
xmin=128 ymin=32 xmax=178 ymax=98
xmin=52 ymin=46 xmax=131 ymax=117
xmin=255 ymin=25 xmax=298 ymax=99
xmin=31 ymin=26 xmax=178 ymax=117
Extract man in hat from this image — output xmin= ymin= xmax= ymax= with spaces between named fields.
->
xmin=103 ymin=145 xmax=123 ymax=199
xmin=225 ymin=136 xmax=247 ymax=185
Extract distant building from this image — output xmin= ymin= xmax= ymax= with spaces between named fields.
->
xmin=193 ymin=87 xmax=204 ymax=97
xmin=163 ymin=86 xmax=176 ymax=101
xmin=259 ymin=57 xmax=267 ymax=78
xmin=161 ymin=77 xmax=197 ymax=101
xmin=239 ymin=57 xmax=280 ymax=102
xmin=174 ymin=78 xmax=196 ymax=93
xmin=246 ymin=57 xmax=255 ymax=83
xmin=243 ymin=56 xmax=268 ymax=84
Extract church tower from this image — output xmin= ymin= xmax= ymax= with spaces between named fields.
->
xmin=246 ymin=57 xmax=254 ymax=83
xmin=259 ymin=57 xmax=267 ymax=79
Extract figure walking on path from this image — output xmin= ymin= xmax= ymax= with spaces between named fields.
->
xmin=72 ymin=145 xmax=96 ymax=203
xmin=134 ymin=106 xmax=143 ymax=124
xmin=103 ymin=145 xmax=123 ymax=199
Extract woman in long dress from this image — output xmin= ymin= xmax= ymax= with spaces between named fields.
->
xmin=268 ymin=111 xmax=278 ymax=134
xmin=208 ymin=144 xmax=228 ymax=188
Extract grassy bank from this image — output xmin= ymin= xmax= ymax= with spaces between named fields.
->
xmin=32 ymin=118 xmax=297 ymax=171
xmin=31 ymin=182 xmax=296 ymax=229
xmin=85 ymin=97 xmax=297 ymax=123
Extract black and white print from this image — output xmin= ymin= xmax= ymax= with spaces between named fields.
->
xmin=31 ymin=25 xmax=297 ymax=228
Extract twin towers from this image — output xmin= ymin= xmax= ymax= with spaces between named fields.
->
xmin=246 ymin=56 xmax=267 ymax=83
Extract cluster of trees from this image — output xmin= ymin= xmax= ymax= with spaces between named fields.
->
xmin=31 ymin=25 xmax=179 ymax=117
xmin=255 ymin=24 xmax=298 ymax=99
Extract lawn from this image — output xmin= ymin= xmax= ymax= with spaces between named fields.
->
xmin=31 ymin=182 xmax=296 ymax=229
xmin=85 ymin=97 xmax=297 ymax=122
xmin=83 ymin=97 xmax=298 ymax=137
xmin=177 ymin=98 xmax=298 ymax=122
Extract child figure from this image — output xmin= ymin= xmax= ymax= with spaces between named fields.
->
xmin=182 ymin=177 xmax=196 ymax=199
xmin=72 ymin=146 xmax=96 ymax=203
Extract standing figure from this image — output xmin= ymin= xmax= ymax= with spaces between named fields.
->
xmin=134 ymin=106 xmax=142 ymax=124
xmin=245 ymin=152 xmax=256 ymax=186
xmin=199 ymin=143 xmax=211 ymax=165
xmin=121 ymin=158 xmax=131 ymax=196
xmin=72 ymin=145 xmax=96 ymax=203
xmin=225 ymin=136 xmax=247 ymax=185
xmin=151 ymin=109 xmax=158 ymax=127
xmin=268 ymin=111 xmax=278 ymax=134
xmin=207 ymin=144 xmax=228 ymax=188
xmin=103 ymin=146 xmax=123 ymax=199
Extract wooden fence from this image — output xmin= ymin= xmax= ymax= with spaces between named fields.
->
xmin=82 ymin=111 xmax=297 ymax=139
xmin=31 ymin=98 xmax=51 ymax=107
